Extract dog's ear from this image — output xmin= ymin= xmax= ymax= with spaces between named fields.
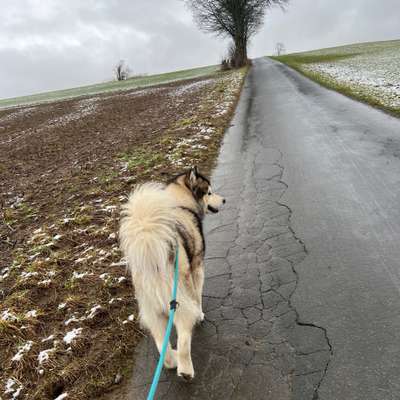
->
xmin=186 ymin=166 xmax=198 ymax=188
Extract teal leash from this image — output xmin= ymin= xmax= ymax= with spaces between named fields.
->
xmin=146 ymin=246 xmax=179 ymax=400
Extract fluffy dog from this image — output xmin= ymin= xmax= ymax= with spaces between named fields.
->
xmin=119 ymin=166 xmax=225 ymax=380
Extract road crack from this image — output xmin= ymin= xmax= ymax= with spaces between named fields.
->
xmin=272 ymin=149 xmax=333 ymax=399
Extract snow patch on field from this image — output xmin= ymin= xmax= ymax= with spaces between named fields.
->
xmin=12 ymin=341 xmax=33 ymax=362
xmin=48 ymin=98 xmax=99 ymax=128
xmin=38 ymin=348 xmax=54 ymax=365
xmin=1 ymin=309 xmax=18 ymax=322
xmin=167 ymin=71 xmax=242 ymax=166
xmin=5 ymin=378 xmax=23 ymax=399
xmin=25 ymin=310 xmax=37 ymax=318
xmin=63 ymin=328 xmax=82 ymax=344
xmin=0 ymin=267 xmax=10 ymax=282
xmin=54 ymin=393 xmax=68 ymax=400
xmin=71 ymin=271 xmax=90 ymax=279
xmin=87 ymin=305 xmax=102 ymax=319
xmin=0 ymin=106 xmax=36 ymax=123
xmin=300 ymin=40 xmax=400 ymax=109
xmin=125 ymin=87 xmax=162 ymax=97
xmin=42 ymin=334 xmax=55 ymax=342
xmin=171 ymin=78 xmax=216 ymax=97
xmin=0 ymin=98 xmax=99 ymax=147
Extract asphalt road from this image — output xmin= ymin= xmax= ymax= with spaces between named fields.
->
xmin=105 ymin=58 xmax=400 ymax=400
xmin=264 ymin=58 xmax=400 ymax=399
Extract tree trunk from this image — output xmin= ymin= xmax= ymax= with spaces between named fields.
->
xmin=233 ymin=36 xmax=248 ymax=68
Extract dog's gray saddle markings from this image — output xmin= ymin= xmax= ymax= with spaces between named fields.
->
xmin=121 ymin=68 xmax=331 ymax=400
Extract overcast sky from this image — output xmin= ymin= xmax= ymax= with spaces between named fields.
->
xmin=1 ymin=0 xmax=399 ymax=99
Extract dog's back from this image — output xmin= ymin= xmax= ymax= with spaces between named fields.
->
xmin=119 ymin=182 xmax=198 ymax=315
xmin=119 ymin=183 xmax=178 ymax=311
xmin=120 ymin=182 xmax=176 ymax=278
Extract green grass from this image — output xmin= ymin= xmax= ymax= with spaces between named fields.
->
xmin=270 ymin=39 xmax=400 ymax=118
xmin=271 ymin=53 xmax=357 ymax=65
xmin=119 ymin=148 xmax=164 ymax=172
xmin=0 ymin=64 xmax=219 ymax=109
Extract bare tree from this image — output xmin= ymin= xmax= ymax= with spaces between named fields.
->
xmin=185 ymin=0 xmax=289 ymax=68
xmin=220 ymin=41 xmax=236 ymax=70
xmin=275 ymin=42 xmax=286 ymax=56
xmin=114 ymin=60 xmax=131 ymax=81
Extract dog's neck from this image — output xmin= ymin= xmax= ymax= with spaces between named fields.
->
xmin=166 ymin=175 xmax=204 ymax=217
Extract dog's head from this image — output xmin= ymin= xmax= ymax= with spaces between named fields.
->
xmin=184 ymin=166 xmax=225 ymax=214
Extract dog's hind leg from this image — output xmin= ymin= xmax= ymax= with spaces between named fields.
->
xmin=192 ymin=261 xmax=205 ymax=322
xmin=142 ymin=313 xmax=177 ymax=369
xmin=175 ymin=310 xmax=196 ymax=380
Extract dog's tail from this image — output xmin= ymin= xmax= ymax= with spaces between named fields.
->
xmin=119 ymin=182 xmax=177 ymax=280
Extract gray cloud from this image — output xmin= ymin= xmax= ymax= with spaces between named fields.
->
xmin=1 ymin=0 xmax=399 ymax=98
xmin=253 ymin=0 xmax=400 ymax=54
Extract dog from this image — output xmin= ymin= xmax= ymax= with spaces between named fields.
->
xmin=119 ymin=166 xmax=225 ymax=380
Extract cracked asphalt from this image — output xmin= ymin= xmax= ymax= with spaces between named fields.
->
xmin=105 ymin=58 xmax=400 ymax=400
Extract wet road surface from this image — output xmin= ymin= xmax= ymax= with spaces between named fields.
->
xmin=105 ymin=58 xmax=400 ymax=399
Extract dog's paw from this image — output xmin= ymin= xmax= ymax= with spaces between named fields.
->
xmin=177 ymin=362 xmax=194 ymax=381
xmin=178 ymin=372 xmax=194 ymax=382
xmin=164 ymin=349 xmax=177 ymax=369
xmin=199 ymin=312 xmax=205 ymax=322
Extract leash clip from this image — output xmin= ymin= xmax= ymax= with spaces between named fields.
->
xmin=169 ymin=300 xmax=179 ymax=310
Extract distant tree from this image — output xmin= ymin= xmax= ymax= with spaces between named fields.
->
xmin=275 ymin=42 xmax=286 ymax=56
xmin=185 ymin=0 xmax=289 ymax=68
xmin=114 ymin=60 xmax=131 ymax=81
xmin=227 ymin=41 xmax=236 ymax=66
xmin=220 ymin=41 xmax=237 ymax=70
xmin=220 ymin=57 xmax=231 ymax=71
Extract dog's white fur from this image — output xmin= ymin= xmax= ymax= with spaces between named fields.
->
xmin=119 ymin=172 xmax=224 ymax=379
